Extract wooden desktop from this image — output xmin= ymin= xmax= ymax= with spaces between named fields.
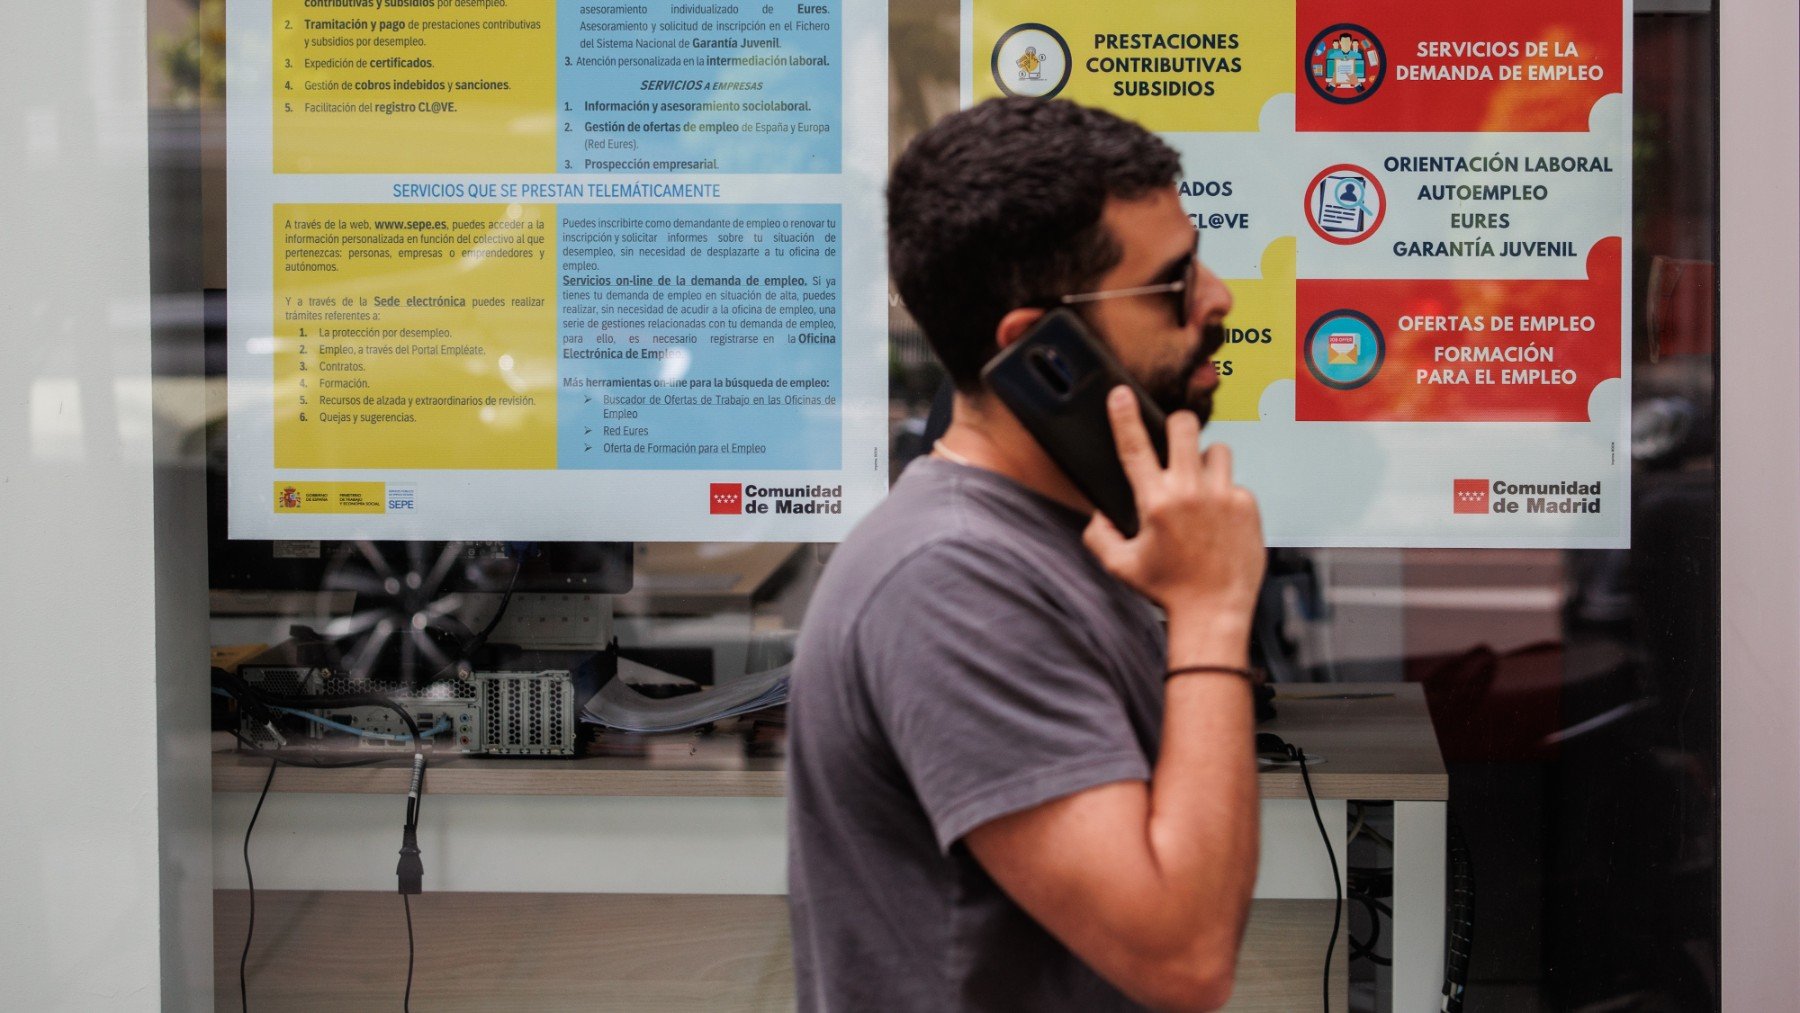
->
xmin=214 ymin=684 xmax=1445 ymax=1011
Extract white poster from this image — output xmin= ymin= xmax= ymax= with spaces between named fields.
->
xmin=967 ymin=0 xmax=1633 ymax=548
xmin=228 ymin=0 xmax=888 ymax=540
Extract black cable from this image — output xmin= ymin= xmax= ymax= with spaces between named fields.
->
xmin=240 ymin=758 xmax=278 ymax=1013
xmin=217 ymin=674 xmax=430 ymax=1009
xmin=1346 ymin=890 xmax=1379 ymax=960
xmin=403 ymin=893 xmax=416 ymax=1013
xmin=469 ymin=553 xmax=523 ymax=648
xmin=1346 ymin=890 xmax=1392 ymax=966
xmin=428 ymin=551 xmax=525 ymax=682
xmin=1291 ymin=745 xmax=1342 ymax=1013
xmin=1442 ymin=816 xmax=1474 ymax=1013
xmin=397 ymin=754 xmax=426 ymax=895
xmin=397 ymin=753 xmax=426 ymax=1011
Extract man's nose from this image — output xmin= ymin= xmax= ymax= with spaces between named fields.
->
xmin=1193 ymin=271 xmax=1232 ymax=320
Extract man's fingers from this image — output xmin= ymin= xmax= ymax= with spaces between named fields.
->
xmin=1105 ymin=386 xmax=1162 ymax=491
xmin=1082 ymin=510 xmax=1128 ymax=557
xmin=1165 ymin=411 xmax=1202 ymax=481
xmin=1200 ymin=442 xmax=1234 ymax=489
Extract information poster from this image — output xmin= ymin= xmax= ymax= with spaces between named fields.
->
xmin=966 ymin=0 xmax=1631 ymax=548
xmin=228 ymin=0 xmax=887 ymax=540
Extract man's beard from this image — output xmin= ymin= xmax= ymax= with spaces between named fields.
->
xmin=1139 ymin=320 xmax=1228 ymax=422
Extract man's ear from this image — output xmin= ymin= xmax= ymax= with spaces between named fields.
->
xmin=995 ymin=307 xmax=1047 ymax=351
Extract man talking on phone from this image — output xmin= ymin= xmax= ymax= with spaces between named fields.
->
xmin=787 ymin=97 xmax=1265 ymax=1012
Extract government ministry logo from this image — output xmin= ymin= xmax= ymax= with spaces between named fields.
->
xmin=1453 ymin=479 xmax=1490 ymax=514
xmin=992 ymin=24 xmax=1072 ymax=99
xmin=1462 ymin=479 xmax=1604 ymax=516
xmin=710 ymin=482 xmax=844 ymax=516
xmin=710 ymin=483 xmax=743 ymax=515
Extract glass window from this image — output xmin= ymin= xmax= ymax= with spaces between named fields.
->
xmin=150 ymin=1 xmax=1720 ymax=1008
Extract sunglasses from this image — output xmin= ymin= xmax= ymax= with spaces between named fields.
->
xmin=1055 ymin=240 xmax=1201 ymax=329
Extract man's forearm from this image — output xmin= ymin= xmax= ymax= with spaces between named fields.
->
xmin=956 ymin=606 xmax=1265 ymax=1012
xmin=1141 ymin=606 xmax=1261 ymax=978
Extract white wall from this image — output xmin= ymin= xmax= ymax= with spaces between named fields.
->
xmin=1721 ymin=0 xmax=1800 ymax=1008
xmin=0 ymin=1 xmax=167 ymax=1009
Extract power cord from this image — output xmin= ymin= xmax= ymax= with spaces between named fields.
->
xmin=428 ymin=548 xmax=525 ymax=682
xmin=1275 ymin=750 xmax=1464 ymax=1013
xmin=1303 ymin=741 xmax=1346 ymax=1013
xmin=1441 ymin=816 xmax=1474 ymax=1013
xmin=214 ymin=671 xmax=430 ymax=1009
xmin=467 ymin=551 xmax=523 ymax=652
xmin=399 ymin=752 xmax=426 ymax=892
xmin=399 ymin=752 xmax=426 ymax=1012
xmin=403 ymin=894 xmax=417 ymax=1012
xmin=239 ymin=758 xmax=278 ymax=1013
xmin=1346 ymin=888 xmax=1392 ymax=966
xmin=1278 ymin=739 xmax=1342 ymax=1013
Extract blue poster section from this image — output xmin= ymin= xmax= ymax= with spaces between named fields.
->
xmin=556 ymin=203 xmax=843 ymax=469
xmin=557 ymin=1 xmax=843 ymax=174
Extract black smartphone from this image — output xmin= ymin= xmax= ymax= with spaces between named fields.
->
xmin=981 ymin=309 xmax=1168 ymax=538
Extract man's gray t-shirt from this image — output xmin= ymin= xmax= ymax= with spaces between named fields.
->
xmin=787 ymin=457 xmax=1168 ymax=1011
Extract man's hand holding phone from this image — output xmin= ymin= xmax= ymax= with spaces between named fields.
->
xmin=1083 ymin=386 xmax=1266 ymax=644
xmin=1065 ymin=387 xmax=1264 ymax=1009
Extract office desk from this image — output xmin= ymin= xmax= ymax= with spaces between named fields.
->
xmin=214 ymin=684 xmax=1445 ymax=1011
xmin=1254 ymin=684 xmax=1450 ymax=1013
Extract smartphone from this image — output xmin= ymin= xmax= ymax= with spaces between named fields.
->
xmin=980 ymin=309 xmax=1168 ymax=538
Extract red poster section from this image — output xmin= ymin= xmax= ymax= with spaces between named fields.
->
xmin=1295 ymin=0 xmax=1622 ymax=133
xmin=1296 ymin=238 xmax=1621 ymax=423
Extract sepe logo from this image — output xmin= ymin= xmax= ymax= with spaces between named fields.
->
xmin=387 ymin=486 xmax=416 ymax=514
xmin=1453 ymin=479 xmax=1490 ymax=514
xmin=710 ymin=483 xmax=743 ymax=515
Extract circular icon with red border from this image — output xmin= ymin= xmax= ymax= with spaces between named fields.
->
xmin=1305 ymin=24 xmax=1386 ymax=104
xmin=1304 ymin=164 xmax=1386 ymax=245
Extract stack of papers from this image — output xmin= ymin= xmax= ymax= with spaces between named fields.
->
xmin=580 ymin=656 xmax=789 ymax=733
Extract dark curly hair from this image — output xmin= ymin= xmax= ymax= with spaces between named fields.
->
xmin=888 ymin=98 xmax=1183 ymax=391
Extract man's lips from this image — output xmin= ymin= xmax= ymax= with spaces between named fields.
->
xmin=1191 ymin=359 xmax=1220 ymax=392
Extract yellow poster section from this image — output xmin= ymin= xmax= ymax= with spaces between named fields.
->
xmin=274 ymin=203 xmax=558 ymax=470
xmin=271 ymin=482 xmax=387 ymax=514
xmin=272 ymin=0 xmax=555 ymax=173
xmin=971 ymin=0 xmax=1291 ymax=132
xmin=1211 ymin=239 xmax=1295 ymax=422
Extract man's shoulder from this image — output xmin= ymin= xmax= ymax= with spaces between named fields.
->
xmin=813 ymin=459 xmax=1088 ymax=620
